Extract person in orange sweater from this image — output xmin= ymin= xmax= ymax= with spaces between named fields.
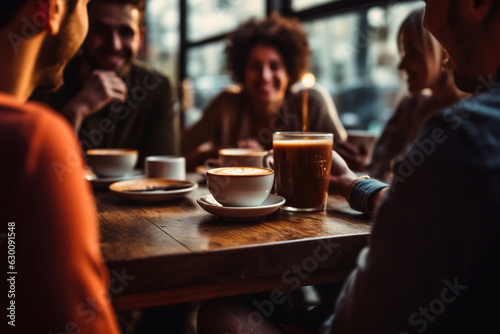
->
xmin=0 ymin=1 xmax=121 ymax=333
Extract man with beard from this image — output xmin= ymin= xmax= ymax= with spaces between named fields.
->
xmin=32 ymin=0 xmax=179 ymax=168
xmin=0 ymin=0 xmax=120 ymax=333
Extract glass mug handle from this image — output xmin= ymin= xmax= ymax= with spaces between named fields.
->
xmin=263 ymin=151 xmax=274 ymax=170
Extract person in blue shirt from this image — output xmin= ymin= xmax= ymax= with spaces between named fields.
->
xmin=326 ymin=0 xmax=500 ymax=332
xmin=197 ymin=1 xmax=500 ymax=333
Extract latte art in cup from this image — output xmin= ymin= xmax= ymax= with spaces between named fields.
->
xmin=206 ymin=167 xmax=274 ymax=207
xmin=210 ymin=167 xmax=273 ymax=176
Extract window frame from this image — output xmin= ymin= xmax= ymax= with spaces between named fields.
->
xmin=179 ymin=0 xmax=417 ymax=81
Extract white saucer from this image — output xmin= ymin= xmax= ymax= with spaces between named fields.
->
xmin=197 ymin=194 xmax=285 ymax=221
xmin=86 ymin=169 xmax=144 ymax=188
xmin=109 ymin=178 xmax=198 ymax=202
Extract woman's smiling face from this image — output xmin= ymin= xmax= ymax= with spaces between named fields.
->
xmin=244 ymin=44 xmax=290 ymax=107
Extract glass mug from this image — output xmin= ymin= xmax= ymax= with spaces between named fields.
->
xmin=265 ymin=132 xmax=333 ymax=212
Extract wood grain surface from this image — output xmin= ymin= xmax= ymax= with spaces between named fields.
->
xmin=95 ymin=174 xmax=372 ymax=311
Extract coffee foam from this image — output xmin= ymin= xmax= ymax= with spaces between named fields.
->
xmin=273 ymin=139 xmax=332 ymax=146
xmin=87 ymin=149 xmax=137 ymax=156
xmin=210 ymin=167 xmax=273 ymax=176
xmin=223 ymin=152 xmax=267 ymax=157
xmin=220 ymin=149 xmax=268 ymax=157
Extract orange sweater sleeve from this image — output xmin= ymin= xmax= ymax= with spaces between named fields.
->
xmin=0 ymin=94 xmax=121 ymax=333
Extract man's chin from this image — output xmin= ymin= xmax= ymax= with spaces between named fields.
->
xmin=114 ymin=64 xmax=131 ymax=77
xmin=36 ymin=71 xmax=65 ymax=93
xmin=100 ymin=62 xmax=123 ymax=73
xmin=36 ymin=81 xmax=64 ymax=93
xmin=91 ymin=58 xmax=131 ymax=76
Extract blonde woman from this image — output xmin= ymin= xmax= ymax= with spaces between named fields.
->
xmin=369 ymin=8 xmax=469 ymax=180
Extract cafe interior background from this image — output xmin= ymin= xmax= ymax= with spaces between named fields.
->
xmin=141 ymin=0 xmax=424 ymax=134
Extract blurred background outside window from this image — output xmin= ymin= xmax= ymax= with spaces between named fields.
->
xmin=185 ymin=41 xmax=231 ymax=125
xmin=187 ymin=0 xmax=266 ymax=42
xmin=143 ymin=0 xmax=180 ymax=80
xmin=143 ymin=0 xmax=425 ymax=134
xmin=304 ymin=1 xmax=424 ymax=132
xmin=184 ymin=0 xmax=266 ymax=126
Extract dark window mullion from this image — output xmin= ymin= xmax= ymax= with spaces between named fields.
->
xmin=267 ymin=0 xmax=291 ymax=16
xmin=293 ymin=0 xmax=415 ymax=21
xmin=179 ymin=0 xmax=187 ymax=81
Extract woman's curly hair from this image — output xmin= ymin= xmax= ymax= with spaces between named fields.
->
xmin=226 ymin=12 xmax=310 ymax=89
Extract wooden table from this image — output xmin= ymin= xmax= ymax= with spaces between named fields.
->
xmin=96 ymin=175 xmax=372 ymax=312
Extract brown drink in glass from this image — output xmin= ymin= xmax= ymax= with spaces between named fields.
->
xmin=273 ymin=132 xmax=333 ymax=212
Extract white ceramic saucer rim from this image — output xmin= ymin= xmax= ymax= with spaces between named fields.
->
xmin=109 ymin=179 xmax=198 ymax=202
xmin=86 ymin=169 xmax=144 ymax=182
xmin=120 ymin=182 xmax=198 ymax=195
xmin=197 ymin=194 xmax=285 ymax=210
xmin=111 ymin=180 xmax=198 ymax=195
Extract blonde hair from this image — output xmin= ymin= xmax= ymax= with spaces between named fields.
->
xmin=398 ymin=8 xmax=444 ymax=68
xmin=398 ymin=7 xmax=455 ymax=91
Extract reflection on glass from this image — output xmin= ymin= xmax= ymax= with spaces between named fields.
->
xmin=144 ymin=0 xmax=179 ymax=82
xmin=185 ymin=41 xmax=234 ymax=126
xmin=173 ymin=0 xmax=425 ymax=131
xmin=292 ymin=0 xmax=340 ymax=11
xmin=187 ymin=0 xmax=265 ymax=42
xmin=303 ymin=1 xmax=424 ymax=133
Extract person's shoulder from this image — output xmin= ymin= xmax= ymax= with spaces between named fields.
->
xmin=426 ymin=88 xmax=500 ymax=131
xmin=1 ymin=95 xmax=72 ymax=137
xmin=129 ymin=60 xmax=170 ymax=82
xmin=1 ymin=94 xmax=76 ymax=166
xmin=308 ymin=86 xmax=328 ymax=100
xmin=395 ymin=92 xmax=431 ymax=112
xmin=126 ymin=61 xmax=174 ymax=103
xmin=415 ymin=90 xmax=500 ymax=167
xmin=209 ymin=85 xmax=243 ymax=105
xmin=304 ymin=88 xmax=329 ymax=110
xmin=26 ymin=99 xmax=68 ymax=123
xmin=286 ymin=85 xmax=330 ymax=108
xmin=286 ymin=86 xmax=302 ymax=99
xmin=1 ymin=93 xmax=59 ymax=120
xmin=199 ymin=86 xmax=243 ymax=118
xmin=218 ymin=85 xmax=243 ymax=98
xmin=465 ymin=86 xmax=500 ymax=119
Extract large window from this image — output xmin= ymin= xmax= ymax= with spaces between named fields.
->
xmin=144 ymin=0 xmax=179 ymax=81
xmin=143 ymin=0 xmax=425 ymax=131
xmin=304 ymin=1 xmax=424 ymax=132
xmin=187 ymin=0 xmax=266 ymax=42
xmin=181 ymin=1 xmax=266 ymax=125
xmin=185 ymin=41 xmax=232 ymax=125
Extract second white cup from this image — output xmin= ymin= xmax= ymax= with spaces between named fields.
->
xmin=205 ymin=148 xmax=269 ymax=169
xmin=145 ymin=156 xmax=186 ymax=180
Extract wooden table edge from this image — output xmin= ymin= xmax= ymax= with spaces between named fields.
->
xmin=112 ymin=267 xmax=354 ymax=311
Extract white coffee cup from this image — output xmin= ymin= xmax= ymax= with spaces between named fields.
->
xmin=145 ymin=156 xmax=186 ymax=180
xmin=205 ymin=148 xmax=269 ymax=169
xmin=206 ymin=167 xmax=274 ymax=207
xmin=86 ymin=148 xmax=138 ymax=178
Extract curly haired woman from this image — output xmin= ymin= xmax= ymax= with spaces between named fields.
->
xmin=182 ymin=13 xmax=346 ymax=170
